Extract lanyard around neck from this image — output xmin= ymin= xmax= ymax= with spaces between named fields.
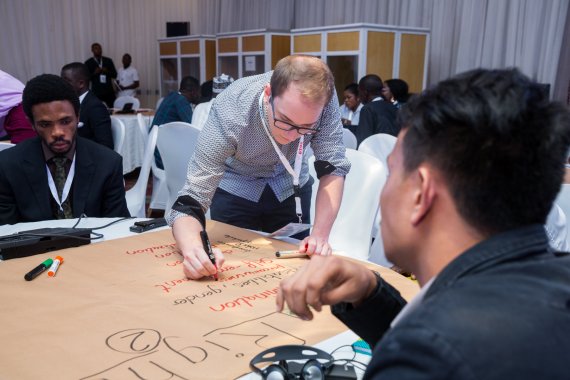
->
xmin=46 ymin=154 xmax=76 ymax=212
xmin=258 ymin=91 xmax=304 ymax=221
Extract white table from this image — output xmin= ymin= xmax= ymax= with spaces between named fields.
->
xmin=111 ymin=112 xmax=153 ymax=174
xmin=0 ymin=217 xmax=167 ymax=244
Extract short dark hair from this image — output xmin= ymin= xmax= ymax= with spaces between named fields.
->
xmin=61 ymin=62 xmax=90 ymax=83
xmin=359 ymin=74 xmax=384 ymax=96
xmin=385 ymin=79 xmax=409 ymax=102
xmin=22 ymin=74 xmax=80 ymax=123
xmin=179 ymin=76 xmax=200 ymax=92
xmin=399 ymin=68 xmax=570 ymax=235
xmin=201 ymin=80 xmax=213 ymax=101
xmin=344 ymin=83 xmax=359 ymax=97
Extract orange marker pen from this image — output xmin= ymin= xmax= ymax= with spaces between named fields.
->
xmin=48 ymin=256 xmax=64 ymax=277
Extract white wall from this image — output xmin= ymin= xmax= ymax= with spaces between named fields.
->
xmin=1 ymin=0 xmax=568 ymax=107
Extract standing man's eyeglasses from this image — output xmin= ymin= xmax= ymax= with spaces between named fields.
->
xmin=269 ymin=96 xmax=321 ymax=135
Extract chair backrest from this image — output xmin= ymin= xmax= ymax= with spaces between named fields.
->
xmin=149 ymin=125 xmax=168 ymax=211
xmin=114 ymin=95 xmax=140 ymax=111
xmin=155 ymin=97 xmax=164 ymax=111
xmin=110 ymin=117 xmax=126 ymax=153
xmin=0 ymin=142 xmax=15 ymax=152
xmin=156 ymin=122 xmax=202 ymax=214
xmin=125 ymin=126 xmax=159 ymax=217
xmin=358 ymin=133 xmax=397 ymax=166
xmin=357 ymin=133 xmax=397 ymax=266
xmin=342 ymin=128 xmax=357 ymax=149
xmin=191 ymin=100 xmax=213 ymax=130
xmin=309 ymin=149 xmax=387 ymax=260
xmin=137 ymin=113 xmax=149 ymax=146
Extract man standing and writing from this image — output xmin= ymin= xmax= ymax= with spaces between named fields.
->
xmin=0 ymin=74 xmax=130 ymax=224
xmin=166 ymin=55 xmax=350 ymax=280
xmin=276 ymin=68 xmax=570 ymax=378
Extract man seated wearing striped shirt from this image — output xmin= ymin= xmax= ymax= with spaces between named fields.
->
xmin=166 ymin=55 xmax=351 ymax=280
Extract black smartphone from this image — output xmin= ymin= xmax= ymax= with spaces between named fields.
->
xmin=129 ymin=218 xmax=167 ymax=233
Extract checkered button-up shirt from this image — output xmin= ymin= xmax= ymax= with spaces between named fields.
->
xmin=166 ymin=71 xmax=350 ymax=225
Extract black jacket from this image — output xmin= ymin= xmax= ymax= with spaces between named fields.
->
xmin=354 ymin=100 xmax=399 ymax=146
xmin=0 ymin=136 xmax=129 ymax=224
xmin=79 ymin=91 xmax=114 ymax=149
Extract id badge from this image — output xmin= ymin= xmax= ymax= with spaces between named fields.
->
xmin=268 ymin=223 xmax=312 ymax=238
xmin=100 ymin=74 xmax=107 ymax=83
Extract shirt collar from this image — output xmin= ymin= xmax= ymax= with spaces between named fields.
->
xmin=79 ymin=91 xmax=88 ymax=104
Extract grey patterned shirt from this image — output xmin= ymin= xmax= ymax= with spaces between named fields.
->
xmin=166 ymin=71 xmax=351 ymax=225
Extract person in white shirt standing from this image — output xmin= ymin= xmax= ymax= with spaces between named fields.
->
xmin=116 ymin=54 xmax=139 ymax=98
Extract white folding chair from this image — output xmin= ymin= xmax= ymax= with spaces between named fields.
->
xmin=156 ymin=122 xmax=202 ymax=215
xmin=137 ymin=113 xmax=149 ymax=146
xmin=358 ymin=133 xmax=398 ymax=266
xmin=125 ymin=126 xmax=158 ymax=217
xmin=110 ymin=117 xmax=126 ymax=153
xmin=309 ymin=149 xmax=387 ymax=261
xmin=114 ymin=95 xmax=140 ymax=111
xmin=149 ymin=132 xmax=168 ymax=212
xmin=342 ymin=128 xmax=357 ymax=149
xmin=191 ymin=100 xmax=213 ymax=130
xmin=155 ymin=97 xmax=164 ymax=111
xmin=358 ymin=133 xmax=397 ymax=166
xmin=0 ymin=142 xmax=15 ymax=152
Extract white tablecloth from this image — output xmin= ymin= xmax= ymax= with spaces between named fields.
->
xmin=111 ymin=113 xmax=153 ymax=174
xmin=0 ymin=217 xmax=167 ymax=243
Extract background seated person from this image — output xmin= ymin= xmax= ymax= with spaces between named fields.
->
xmin=277 ymin=68 xmax=570 ymax=379
xmin=192 ymin=74 xmax=233 ymax=130
xmin=355 ymin=74 xmax=398 ymax=146
xmin=116 ymin=53 xmax=140 ymax=98
xmin=61 ymin=62 xmax=114 ymax=150
xmin=0 ymin=70 xmax=36 ymax=143
xmin=382 ymin=78 xmax=410 ymax=109
xmin=152 ymin=76 xmax=201 ymax=169
xmin=0 ymin=74 xmax=130 ymax=224
xmin=339 ymin=83 xmax=363 ymax=127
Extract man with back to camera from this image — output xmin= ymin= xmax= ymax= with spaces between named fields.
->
xmin=355 ymin=74 xmax=398 ymax=146
xmin=84 ymin=42 xmax=117 ymax=108
xmin=151 ymin=75 xmax=201 ymax=170
xmin=276 ymin=68 xmax=570 ymax=379
xmin=0 ymin=74 xmax=130 ymax=224
xmin=191 ymin=74 xmax=233 ymax=130
xmin=61 ymin=62 xmax=114 ymax=150
xmin=167 ymin=55 xmax=350 ymax=280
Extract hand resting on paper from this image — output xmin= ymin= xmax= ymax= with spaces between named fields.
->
xmin=276 ymin=255 xmax=377 ymax=320
xmin=172 ymin=216 xmax=225 ymax=280
xmin=298 ymin=231 xmax=333 ymax=256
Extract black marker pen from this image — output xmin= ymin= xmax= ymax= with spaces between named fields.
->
xmin=200 ymin=230 xmax=218 ymax=281
xmin=24 ymin=258 xmax=53 ymax=281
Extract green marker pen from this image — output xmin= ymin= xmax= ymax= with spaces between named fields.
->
xmin=24 ymin=258 xmax=53 ymax=281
